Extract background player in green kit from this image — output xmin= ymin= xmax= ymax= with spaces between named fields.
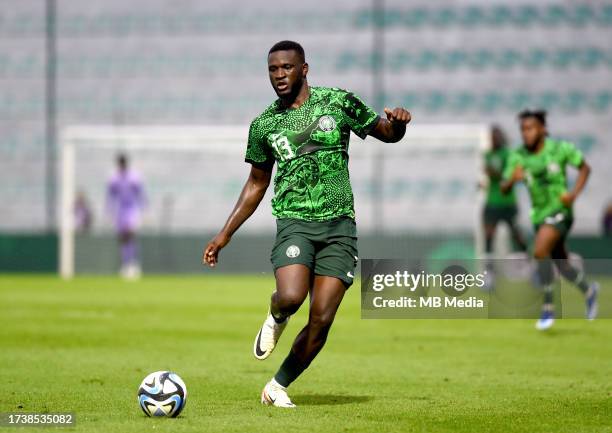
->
xmin=202 ymin=41 xmax=411 ymax=407
xmin=482 ymin=126 xmax=528 ymax=289
xmin=501 ymin=110 xmax=599 ymax=331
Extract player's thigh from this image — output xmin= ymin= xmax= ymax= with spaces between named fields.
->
xmin=274 ymin=264 xmax=312 ymax=305
xmin=482 ymin=206 xmax=499 ymax=235
xmin=507 ymin=218 xmax=522 ymax=235
xmin=483 ymin=221 xmax=497 ymax=238
xmin=550 ymin=240 xmax=569 ymax=261
xmin=308 ymin=275 xmax=347 ymax=328
xmin=533 ymin=224 xmax=563 ymax=258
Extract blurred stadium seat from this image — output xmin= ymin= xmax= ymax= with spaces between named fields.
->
xmin=1 ymin=1 xmax=611 ymax=272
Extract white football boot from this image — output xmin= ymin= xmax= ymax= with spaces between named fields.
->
xmin=253 ymin=310 xmax=289 ymax=360
xmin=535 ymin=309 xmax=555 ymax=331
xmin=261 ymin=379 xmax=296 ymax=408
xmin=586 ymin=282 xmax=599 ymax=320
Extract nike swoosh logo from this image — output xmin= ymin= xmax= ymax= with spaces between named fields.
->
xmin=254 ymin=329 xmax=267 ymax=357
xmin=347 ymin=272 xmax=354 ymax=278
xmin=263 ymin=389 xmax=275 ymax=404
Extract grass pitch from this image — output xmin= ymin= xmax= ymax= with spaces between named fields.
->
xmin=1 ymin=274 xmax=611 ymax=432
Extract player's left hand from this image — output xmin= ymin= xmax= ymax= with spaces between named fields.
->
xmin=560 ymin=191 xmax=576 ymax=207
xmin=384 ymin=107 xmax=411 ymax=125
xmin=202 ymin=232 xmax=231 ymax=267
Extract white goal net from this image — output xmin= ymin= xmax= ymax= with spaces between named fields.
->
xmin=59 ymin=124 xmax=489 ymax=278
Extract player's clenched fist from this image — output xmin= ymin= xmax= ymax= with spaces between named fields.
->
xmin=384 ymin=107 xmax=411 ymax=124
xmin=560 ymin=191 xmax=576 ymax=207
xmin=202 ymin=232 xmax=230 ymax=267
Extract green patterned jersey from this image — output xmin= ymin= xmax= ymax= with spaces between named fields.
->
xmin=503 ymin=138 xmax=584 ymax=225
xmin=245 ymin=86 xmax=379 ymax=221
xmin=484 ymin=147 xmax=517 ymax=208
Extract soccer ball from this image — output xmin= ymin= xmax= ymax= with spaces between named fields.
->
xmin=137 ymin=371 xmax=187 ymax=417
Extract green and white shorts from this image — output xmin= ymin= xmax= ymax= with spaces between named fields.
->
xmin=270 ymin=217 xmax=358 ymax=287
xmin=534 ymin=211 xmax=574 ymax=240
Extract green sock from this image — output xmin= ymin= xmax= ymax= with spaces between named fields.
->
xmin=274 ymin=351 xmax=308 ymax=388
xmin=537 ymin=258 xmax=554 ymax=286
xmin=543 ymin=285 xmax=554 ymax=305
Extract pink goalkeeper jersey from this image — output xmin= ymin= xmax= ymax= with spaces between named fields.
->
xmin=106 ymin=170 xmax=145 ymax=231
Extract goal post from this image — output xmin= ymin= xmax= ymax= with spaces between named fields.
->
xmin=59 ymin=124 xmax=490 ymax=279
xmin=59 ymin=125 xmax=250 ymax=278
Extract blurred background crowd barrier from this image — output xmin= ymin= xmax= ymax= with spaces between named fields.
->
xmin=1 ymin=1 xmax=611 ymax=273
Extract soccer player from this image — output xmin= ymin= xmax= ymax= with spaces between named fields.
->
xmin=603 ymin=202 xmax=612 ymax=236
xmin=482 ymin=125 xmax=527 ymax=289
xmin=106 ymin=154 xmax=146 ymax=279
xmin=202 ymin=40 xmax=411 ymax=407
xmin=501 ymin=110 xmax=598 ymax=330
xmin=74 ymin=191 xmax=93 ymax=233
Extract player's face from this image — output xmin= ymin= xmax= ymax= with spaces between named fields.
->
xmin=491 ymin=128 xmax=505 ymax=150
xmin=520 ymin=117 xmax=546 ymax=150
xmin=268 ymin=50 xmax=307 ymax=97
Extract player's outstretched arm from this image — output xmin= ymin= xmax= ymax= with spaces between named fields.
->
xmin=561 ymin=160 xmax=591 ymax=206
xmin=202 ymin=164 xmax=272 ymax=267
xmin=369 ymin=107 xmax=411 ymax=143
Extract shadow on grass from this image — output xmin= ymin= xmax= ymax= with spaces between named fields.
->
xmin=292 ymin=394 xmax=373 ymax=406
xmin=538 ymin=323 xmax=599 ymax=337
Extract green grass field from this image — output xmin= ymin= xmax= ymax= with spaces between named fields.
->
xmin=1 ymin=274 xmax=611 ymax=432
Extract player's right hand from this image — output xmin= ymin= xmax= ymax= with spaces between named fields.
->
xmin=511 ymin=166 xmax=524 ymax=182
xmin=383 ymin=107 xmax=411 ymax=125
xmin=202 ymin=232 xmax=231 ymax=267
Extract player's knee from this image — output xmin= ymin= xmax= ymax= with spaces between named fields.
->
xmin=533 ymin=246 xmax=550 ymax=260
xmin=308 ymin=310 xmax=335 ymax=333
xmin=274 ymin=289 xmax=305 ymax=314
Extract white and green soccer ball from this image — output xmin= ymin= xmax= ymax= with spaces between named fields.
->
xmin=137 ymin=371 xmax=187 ymax=417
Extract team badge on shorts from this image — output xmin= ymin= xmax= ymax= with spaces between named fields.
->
xmin=318 ymin=115 xmax=336 ymax=132
xmin=286 ymin=245 xmax=301 ymax=258
xmin=544 ymin=212 xmax=564 ymax=225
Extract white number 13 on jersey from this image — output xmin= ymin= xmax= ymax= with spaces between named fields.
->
xmin=270 ymin=134 xmax=295 ymax=161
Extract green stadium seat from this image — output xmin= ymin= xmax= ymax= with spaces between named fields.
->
xmin=509 ymin=92 xmax=531 ymax=111
xmin=514 ymin=6 xmax=540 ymax=27
xmin=543 ymin=5 xmax=567 ymax=25
xmin=490 ymin=6 xmax=512 ymax=25
xmin=481 ymin=93 xmax=502 ymax=112
xmin=591 ymin=91 xmax=612 ymax=112
xmin=570 ymin=5 xmax=594 ymax=27
xmin=525 ymin=49 xmax=547 ymax=68
xmin=461 ymin=7 xmax=484 ymax=27
xmin=431 ymin=8 xmax=455 ymax=27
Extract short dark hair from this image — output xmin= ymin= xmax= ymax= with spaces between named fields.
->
xmin=117 ymin=153 xmax=128 ymax=167
xmin=518 ymin=109 xmax=547 ymax=126
xmin=268 ymin=40 xmax=305 ymax=62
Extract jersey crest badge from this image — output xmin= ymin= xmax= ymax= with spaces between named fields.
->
xmin=547 ymin=162 xmax=560 ymax=174
xmin=318 ymin=115 xmax=336 ymax=132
